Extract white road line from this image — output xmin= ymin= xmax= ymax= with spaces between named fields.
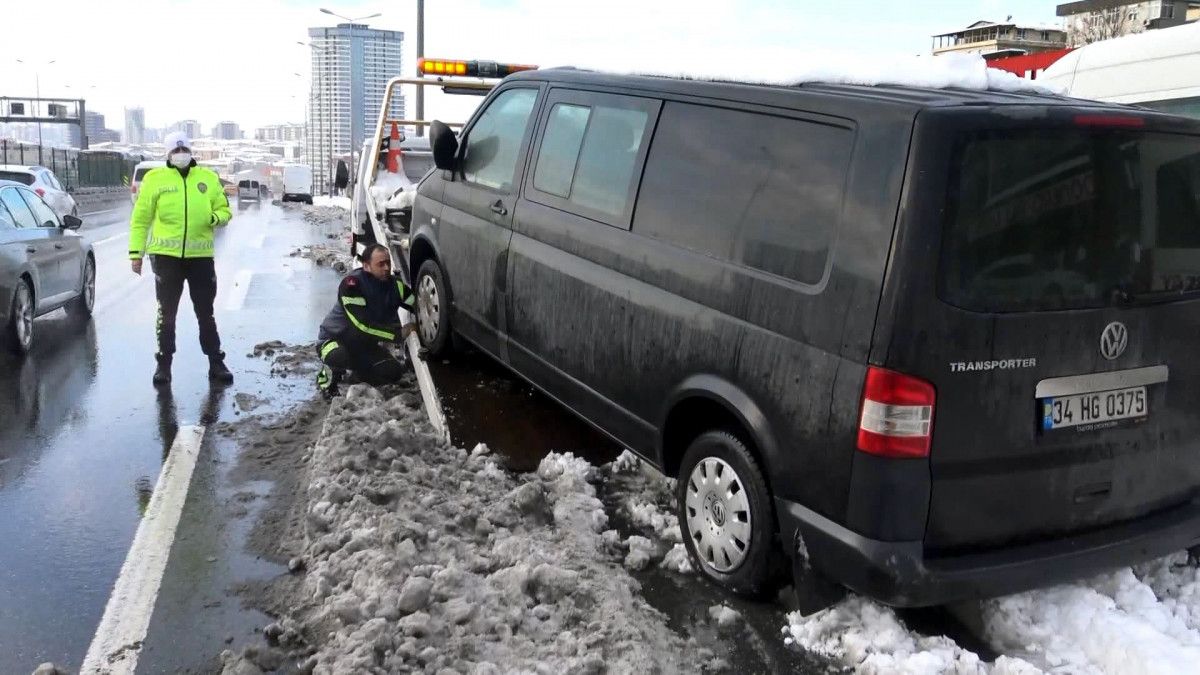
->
xmin=402 ymin=309 xmax=450 ymax=444
xmin=82 ymin=206 xmax=128 ymax=218
xmin=95 ymin=232 xmax=127 ymax=247
xmin=81 ymin=425 xmax=206 ymax=675
xmin=223 ymin=270 xmax=254 ymax=311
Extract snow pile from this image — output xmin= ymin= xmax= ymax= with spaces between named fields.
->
xmin=783 ymin=596 xmax=1040 ymax=674
xmin=588 ymin=51 xmax=1063 ymax=96
xmin=369 ymin=171 xmax=416 ymax=213
xmin=784 ymin=553 xmax=1200 ymax=674
xmin=602 ymin=449 xmax=696 ymax=575
xmin=302 ymin=204 xmax=349 ymax=228
xmin=289 ymin=244 xmax=355 ymax=274
xmin=257 ymin=384 xmax=717 ymax=674
xmin=982 ymin=567 xmax=1200 ymax=674
xmin=313 ymin=195 xmax=352 ymax=210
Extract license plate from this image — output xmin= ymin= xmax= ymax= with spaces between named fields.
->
xmin=1042 ymin=386 xmax=1147 ymax=431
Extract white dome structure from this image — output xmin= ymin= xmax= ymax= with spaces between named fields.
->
xmin=1040 ymin=22 xmax=1200 ymax=116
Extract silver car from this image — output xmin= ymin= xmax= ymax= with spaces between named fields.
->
xmin=0 ymin=180 xmax=94 ymax=354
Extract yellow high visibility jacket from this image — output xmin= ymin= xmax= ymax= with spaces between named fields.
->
xmin=129 ymin=163 xmax=231 ymax=259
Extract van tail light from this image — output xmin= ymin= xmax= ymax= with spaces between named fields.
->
xmin=1074 ymin=114 xmax=1145 ymax=128
xmin=35 ymin=188 xmax=45 ymax=197
xmin=857 ymin=367 xmax=936 ymax=459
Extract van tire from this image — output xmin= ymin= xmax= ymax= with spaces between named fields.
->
xmin=415 ymin=259 xmax=453 ymax=357
xmin=677 ymin=430 xmax=777 ymax=596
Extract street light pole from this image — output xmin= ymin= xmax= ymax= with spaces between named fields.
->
xmin=15 ymin=59 xmax=55 ymax=163
xmin=318 ymin=9 xmax=383 ymax=194
xmin=416 ymin=0 xmax=425 ymax=137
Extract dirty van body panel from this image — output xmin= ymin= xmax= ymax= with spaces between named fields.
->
xmin=433 ymin=84 xmax=544 ymax=360
xmin=878 ymin=106 xmax=1200 ymax=553
xmin=506 ymin=80 xmax=913 ymax=522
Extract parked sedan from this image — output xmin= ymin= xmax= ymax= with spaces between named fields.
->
xmin=0 ymin=180 xmax=93 ymax=354
xmin=0 ymin=165 xmax=79 ymax=220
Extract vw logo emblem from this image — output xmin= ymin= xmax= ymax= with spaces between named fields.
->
xmin=1100 ymin=322 xmax=1128 ymax=360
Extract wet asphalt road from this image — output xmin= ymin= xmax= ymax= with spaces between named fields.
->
xmin=0 ymin=199 xmax=344 ymax=673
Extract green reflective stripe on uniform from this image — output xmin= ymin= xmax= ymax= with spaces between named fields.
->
xmin=317 ymin=367 xmax=331 ymax=387
xmin=319 ymin=340 xmax=340 ymax=360
xmin=343 ymin=308 xmax=395 ymax=340
xmin=341 ymin=296 xmax=367 ymax=307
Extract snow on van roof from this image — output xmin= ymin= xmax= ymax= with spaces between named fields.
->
xmin=583 ymin=52 xmax=1063 ymax=96
xmin=1041 ymin=22 xmax=1200 ymax=103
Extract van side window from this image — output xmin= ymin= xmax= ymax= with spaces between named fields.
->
xmin=633 ymin=103 xmax=853 ymax=285
xmin=531 ymin=94 xmax=653 ymax=221
xmin=462 ymin=88 xmax=539 ymax=192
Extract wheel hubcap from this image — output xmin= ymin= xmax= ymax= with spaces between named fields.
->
xmin=84 ymin=261 xmax=95 ymax=310
xmin=417 ymin=275 xmax=440 ymax=344
xmin=15 ymin=285 xmax=32 ymax=348
xmin=685 ymin=457 xmax=752 ymax=573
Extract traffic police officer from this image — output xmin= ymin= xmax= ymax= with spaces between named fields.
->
xmin=129 ymin=131 xmax=234 ymax=386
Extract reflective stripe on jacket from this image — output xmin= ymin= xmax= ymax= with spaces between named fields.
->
xmin=129 ymin=164 xmax=231 ymax=259
xmin=318 ymin=268 xmax=415 ymax=342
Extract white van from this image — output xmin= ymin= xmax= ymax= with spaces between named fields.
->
xmin=281 ymin=165 xmax=313 ymax=204
xmin=130 ymin=160 xmax=166 ymax=204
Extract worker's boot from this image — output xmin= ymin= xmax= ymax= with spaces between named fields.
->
xmin=152 ymin=353 xmax=172 ymax=386
xmin=208 ymin=352 xmax=234 ymax=385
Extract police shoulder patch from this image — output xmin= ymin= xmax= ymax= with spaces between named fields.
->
xmin=197 ymin=182 xmax=208 ymax=193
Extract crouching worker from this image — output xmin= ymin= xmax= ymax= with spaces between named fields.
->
xmin=316 ymin=244 xmax=416 ymax=398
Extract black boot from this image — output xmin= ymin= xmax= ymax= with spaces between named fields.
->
xmin=208 ymin=352 xmax=234 ymax=384
xmin=153 ymin=354 xmax=172 ymax=386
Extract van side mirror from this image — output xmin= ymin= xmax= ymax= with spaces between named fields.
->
xmin=62 ymin=214 xmax=82 ymax=230
xmin=430 ymin=121 xmax=459 ymax=171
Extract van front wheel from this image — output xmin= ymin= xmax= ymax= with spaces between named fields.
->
xmin=415 ymin=259 xmax=453 ymax=357
xmin=677 ymin=430 xmax=777 ymax=596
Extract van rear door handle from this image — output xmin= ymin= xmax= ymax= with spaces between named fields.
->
xmin=490 ymin=200 xmax=507 ymax=216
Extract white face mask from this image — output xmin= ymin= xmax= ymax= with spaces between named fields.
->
xmin=169 ymin=152 xmax=192 ymax=169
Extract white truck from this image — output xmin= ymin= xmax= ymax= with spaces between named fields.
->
xmin=281 ymin=165 xmax=314 ymax=204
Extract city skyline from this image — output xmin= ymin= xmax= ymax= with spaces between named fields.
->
xmin=0 ymin=0 xmax=1063 ymax=132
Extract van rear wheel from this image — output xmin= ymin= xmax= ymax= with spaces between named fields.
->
xmin=415 ymin=259 xmax=453 ymax=357
xmin=677 ymin=430 xmax=777 ymax=596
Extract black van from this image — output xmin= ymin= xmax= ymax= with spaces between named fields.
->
xmin=406 ymin=68 xmax=1200 ymax=608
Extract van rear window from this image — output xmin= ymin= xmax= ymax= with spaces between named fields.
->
xmin=940 ymin=129 xmax=1200 ymax=312
xmin=134 ymin=168 xmax=154 ymax=181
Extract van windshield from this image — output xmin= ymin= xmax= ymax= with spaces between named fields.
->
xmin=940 ymin=128 xmax=1200 ymax=312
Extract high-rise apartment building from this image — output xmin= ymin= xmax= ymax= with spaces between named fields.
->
xmin=124 ymin=107 xmax=145 ymax=144
xmin=306 ymin=22 xmax=404 ymax=192
xmin=173 ymin=119 xmax=203 ymax=139
xmin=212 ymin=121 xmax=241 ymax=140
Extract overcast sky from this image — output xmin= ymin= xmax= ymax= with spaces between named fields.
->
xmin=0 ymin=0 xmax=1061 ymax=133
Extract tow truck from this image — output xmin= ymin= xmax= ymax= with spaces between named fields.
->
xmin=351 ymin=58 xmax=536 ymax=281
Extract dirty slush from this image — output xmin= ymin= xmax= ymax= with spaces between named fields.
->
xmin=219 ymin=373 xmax=732 ymax=674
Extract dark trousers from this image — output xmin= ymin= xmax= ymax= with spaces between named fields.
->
xmin=151 ymin=255 xmax=222 ymax=356
xmin=318 ymin=336 xmax=405 ymax=385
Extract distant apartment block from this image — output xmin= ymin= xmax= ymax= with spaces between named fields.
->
xmin=932 ymin=20 xmax=1069 ymax=58
xmin=1057 ymin=1 xmax=1200 ymax=45
xmin=256 ymin=123 xmax=305 ymax=143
